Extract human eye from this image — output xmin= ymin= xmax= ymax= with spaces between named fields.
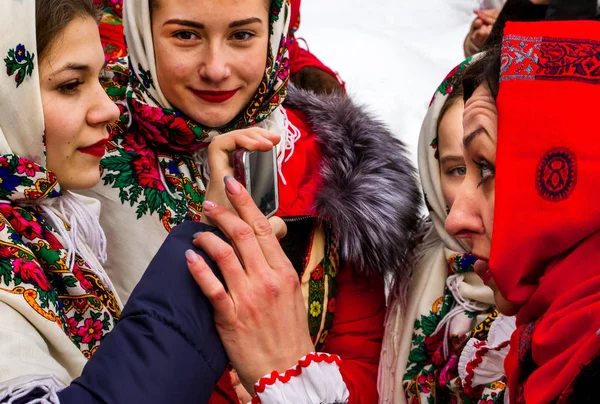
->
xmin=174 ymin=31 xmax=199 ymax=41
xmin=448 ymin=166 xmax=467 ymax=177
xmin=231 ymin=31 xmax=255 ymax=41
xmin=57 ymin=79 xmax=83 ymax=95
xmin=473 ymin=159 xmax=496 ymax=187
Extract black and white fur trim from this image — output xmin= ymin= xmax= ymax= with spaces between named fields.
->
xmin=284 ymin=86 xmax=423 ymax=282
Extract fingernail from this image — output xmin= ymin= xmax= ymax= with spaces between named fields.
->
xmin=192 ymin=232 xmax=202 ymax=239
xmin=185 ymin=249 xmax=198 ymax=263
xmin=203 ymin=200 xmax=216 ymax=212
xmin=224 ymin=175 xmax=241 ymax=195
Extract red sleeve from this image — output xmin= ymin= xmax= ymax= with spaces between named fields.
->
xmin=322 ymin=267 xmax=386 ymax=403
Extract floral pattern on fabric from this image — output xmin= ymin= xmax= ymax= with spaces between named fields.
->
xmin=403 ymin=253 xmax=506 ymax=403
xmin=429 ymin=57 xmax=473 ymax=160
xmin=306 ymin=224 xmax=339 ymax=350
xmin=501 ymin=35 xmax=600 ymax=83
xmin=100 ymin=62 xmax=204 ymax=231
xmin=4 ymin=44 xmax=35 ymax=88
xmin=0 ymin=155 xmax=119 ymax=357
xmin=98 ymin=0 xmax=290 ymax=230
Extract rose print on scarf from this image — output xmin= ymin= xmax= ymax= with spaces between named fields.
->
xmin=12 ymin=258 xmax=52 ymax=291
xmin=0 ymin=205 xmax=120 ymax=355
xmin=17 ymin=158 xmax=40 ymax=177
xmin=4 ymin=44 xmax=35 ymax=87
xmin=0 ymin=152 xmax=120 ymax=357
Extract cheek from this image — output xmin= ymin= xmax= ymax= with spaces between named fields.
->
xmin=42 ymin=97 xmax=82 ymax=169
xmin=484 ymin=185 xmax=495 ymax=240
xmin=154 ymin=40 xmax=195 ymax=91
xmin=440 ymin=175 xmax=463 ymax=209
xmin=239 ymin=43 xmax=268 ymax=85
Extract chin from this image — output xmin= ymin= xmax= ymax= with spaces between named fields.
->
xmin=494 ymin=289 xmax=521 ymax=316
xmin=61 ymin=170 xmax=102 ymax=191
xmin=190 ymin=112 xmax=237 ymax=129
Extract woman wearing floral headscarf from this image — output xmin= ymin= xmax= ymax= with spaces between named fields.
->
xmin=90 ymin=0 xmax=421 ymax=401
xmin=447 ymin=12 xmax=600 ymax=403
xmin=378 ymin=58 xmax=515 ymax=404
xmin=0 ymin=1 xmax=231 ymax=402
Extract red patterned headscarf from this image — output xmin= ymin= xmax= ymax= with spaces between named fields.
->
xmin=491 ymin=20 xmax=600 ymax=404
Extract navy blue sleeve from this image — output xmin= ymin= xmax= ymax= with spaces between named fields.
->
xmin=57 ymin=221 xmax=228 ymax=404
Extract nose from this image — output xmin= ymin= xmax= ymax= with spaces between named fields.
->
xmin=198 ymin=42 xmax=232 ymax=83
xmin=87 ymin=83 xmax=120 ymax=128
xmin=445 ymin=178 xmax=485 ymax=240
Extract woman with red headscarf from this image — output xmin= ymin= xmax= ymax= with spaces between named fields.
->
xmin=446 ymin=4 xmax=600 ymax=402
xmin=287 ymin=0 xmax=345 ymax=94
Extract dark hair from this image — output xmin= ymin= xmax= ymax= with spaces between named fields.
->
xmin=36 ymin=0 xmax=101 ymax=60
xmin=436 ymin=76 xmax=465 ymax=135
xmin=462 ymin=45 xmax=502 ymax=103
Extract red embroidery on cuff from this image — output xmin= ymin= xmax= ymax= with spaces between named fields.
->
xmin=251 ymin=353 xmax=342 ymax=404
xmin=463 ymin=340 xmax=510 ymax=393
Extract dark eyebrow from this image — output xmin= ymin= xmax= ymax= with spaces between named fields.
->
xmin=164 ymin=19 xmax=205 ymax=29
xmin=463 ymin=127 xmax=491 ymax=149
xmin=439 ymin=155 xmax=465 ymax=166
xmin=53 ymin=61 xmax=107 ymax=76
xmin=163 ymin=17 xmax=262 ymax=30
xmin=229 ymin=17 xmax=262 ymax=28
xmin=54 ymin=63 xmax=90 ymax=75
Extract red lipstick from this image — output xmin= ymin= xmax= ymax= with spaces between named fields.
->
xmin=192 ymin=89 xmax=238 ymax=103
xmin=79 ymin=139 xmax=108 ymax=157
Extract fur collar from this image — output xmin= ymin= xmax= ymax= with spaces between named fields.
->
xmin=284 ymin=86 xmax=423 ymax=281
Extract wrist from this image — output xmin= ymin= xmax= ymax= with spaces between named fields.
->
xmin=251 ymin=353 xmax=348 ymax=404
xmin=241 ymin=344 xmax=314 ymax=393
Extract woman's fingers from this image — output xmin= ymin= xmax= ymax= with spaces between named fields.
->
xmin=191 ymin=231 xmax=251 ymax=295
xmin=208 ymin=127 xmax=281 ymax=155
xmin=198 ymin=202 xmax=271 ymax=273
xmin=269 ymin=216 xmax=287 ymax=240
xmin=222 ymin=176 xmax=291 ymax=270
xmin=186 ymin=249 xmax=235 ymax=321
xmin=474 ymin=9 xmax=499 ymax=25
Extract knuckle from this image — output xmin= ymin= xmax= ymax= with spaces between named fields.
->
xmin=208 ymin=287 xmax=228 ymax=304
xmin=262 ymin=278 xmax=281 ymax=298
xmin=213 ymin=245 xmax=236 ymax=263
xmin=252 ymin=217 xmax=273 ymax=238
xmin=232 ymin=223 xmax=255 ymax=241
xmin=283 ymin=270 xmax=301 ymax=288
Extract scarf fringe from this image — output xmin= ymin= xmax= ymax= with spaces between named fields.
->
xmin=38 ymin=193 xmax=117 ymax=300
xmin=0 ymin=375 xmax=64 ymax=404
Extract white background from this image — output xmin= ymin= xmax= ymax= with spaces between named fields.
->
xmin=299 ymin=0 xmax=480 ymax=165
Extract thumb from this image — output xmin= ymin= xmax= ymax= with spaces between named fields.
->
xmin=268 ymin=216 xmax=287 ymax=240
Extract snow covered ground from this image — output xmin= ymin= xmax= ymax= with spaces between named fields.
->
xmin=299 ymin=0 xmax=480 ymax=165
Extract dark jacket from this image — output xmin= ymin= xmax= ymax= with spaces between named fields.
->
xmin=10 ymin=222 xmax=227 ymax=403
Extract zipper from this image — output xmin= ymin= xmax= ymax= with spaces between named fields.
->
xmin=282 ymin=215 xmax=314 ymax=223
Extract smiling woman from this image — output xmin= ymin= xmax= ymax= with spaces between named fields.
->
xmin=150 ymin=0 xmax=270 ymax=127
xmin=39 ymin=16 xmax=119 ymax=190
xmin=0 ymin=1 xmax=231 ymax=403
xmin=89 ymin=0 xmax=422 ymax=402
